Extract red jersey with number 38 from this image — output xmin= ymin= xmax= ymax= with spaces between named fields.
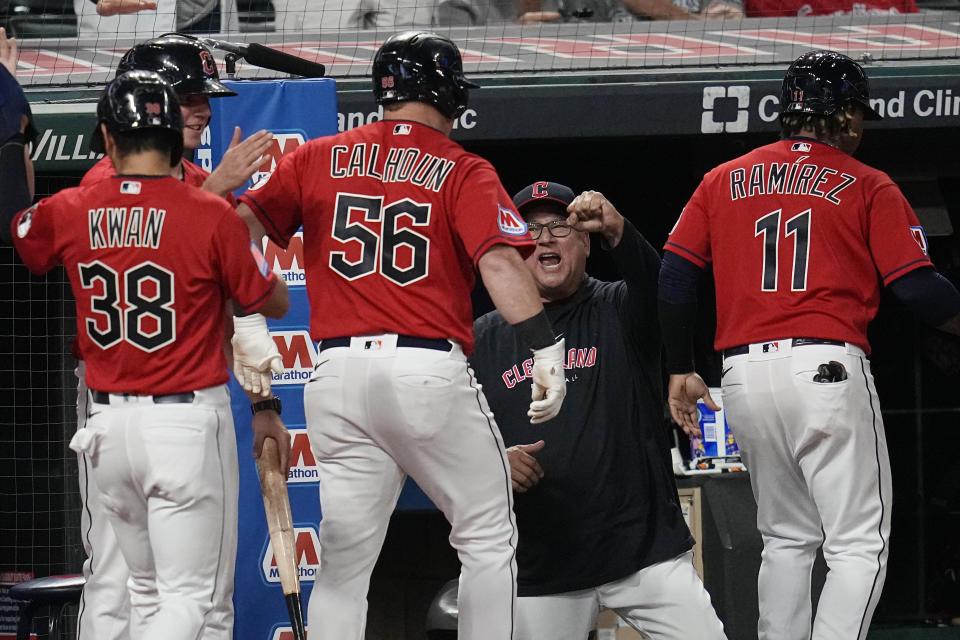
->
xmin=665 ymin=138 xmax=932 ymax=354
xmin=239 ymin=119 xmax=534 ymax=354
xmin=11 ymin=176 xmax=278 ymax=394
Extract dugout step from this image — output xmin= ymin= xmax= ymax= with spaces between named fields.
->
xmin=8 ymin=574 xmax=85 ymax=640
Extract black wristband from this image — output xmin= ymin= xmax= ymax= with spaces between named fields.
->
xmin=512 ymin=310 xmax=556 ymax=351
xmin=251 ymin=396 xmax=282 ymax=415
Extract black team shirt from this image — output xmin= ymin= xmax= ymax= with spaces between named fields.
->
xmin=471 ymin=220 xmax=693 ymax=596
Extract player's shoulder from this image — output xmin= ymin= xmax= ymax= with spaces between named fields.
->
xmin=181 ymin=158 xmax=212 ymax=186
xmin=40 ymin=184 xmax=85 ymax=211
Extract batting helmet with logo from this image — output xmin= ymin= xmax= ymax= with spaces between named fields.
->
xmin=780 ymin=50 xmax=881 ymax=121
xmin=117 ymin=33 xmax=236 ymax=98
xmin=90 ymin=70 xmax=184 ymax=165
xmin=372 ymin=31 xmax=478 ymax=120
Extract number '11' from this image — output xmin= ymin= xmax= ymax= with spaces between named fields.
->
xmin=755 ymin=209 xmax=811 ymax=292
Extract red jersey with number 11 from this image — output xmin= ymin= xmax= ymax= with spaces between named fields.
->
xmin=12 ymin=176 xmax=278 ymax=394
xmin=665 ymin=138 xmax=932 ymax=354
xmin=240 ymin=119 xmax=534 ymax=355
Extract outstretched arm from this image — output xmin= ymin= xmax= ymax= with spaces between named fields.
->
xmin=203 ymin=127 xmax=273 ymax=199
xmin=478 ymin=244 xmax=566 ymax=424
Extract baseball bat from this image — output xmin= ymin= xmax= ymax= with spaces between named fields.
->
xmin=200 ymin=38 xmax=327 ymax=77
xmin=257 ymin=436 xmax=306 ymax=640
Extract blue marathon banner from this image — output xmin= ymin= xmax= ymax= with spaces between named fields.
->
xmin=200 ymin=78 xmax=333 ymax=640
xmin=199 ymin=77 xmax=435 ymax=640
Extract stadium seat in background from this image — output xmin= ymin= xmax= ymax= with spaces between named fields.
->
xmin=237 ymin=0 xmax=274 ymax=31
xmin=1 ymin=0 xmax=77 ymax=37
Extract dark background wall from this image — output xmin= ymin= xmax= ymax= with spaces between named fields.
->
xmin=2 ymin=125 xmax=959 ymax=638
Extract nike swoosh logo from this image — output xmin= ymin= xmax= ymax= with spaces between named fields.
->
xmin=722 ymin=366 xmax=732 ymax=378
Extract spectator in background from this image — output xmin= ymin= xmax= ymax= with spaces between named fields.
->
xmin=271 ymin=0 xmax=496 ymax=29
xmin=744 ymin=0 xmax=915 ymax=16
xmin=1 ymin=27 xmax=19 ymax=77
xmin=74 ymin=0 xmax=237 ymax=38
xmin=517 ymin=0 xmax=742 ymax=23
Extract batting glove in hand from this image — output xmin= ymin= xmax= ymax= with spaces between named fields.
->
xmin=232 ymin=313 xmax=283 ymax=398
xmin=528 ymin=338 xmax=566 ymax=424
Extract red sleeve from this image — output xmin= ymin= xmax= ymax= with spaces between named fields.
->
xmin=11 ymin=199 xmax=58 ymax=274
xmin=237 ymin=143 xmax=307 ymax=249
xmin=664 ymin=177 xmax=712 ymax=268
xmin=452 ymin=160 xmax=535 ymax=265
xmin=213 ymin=208 xmax=279 ymax=313
xmin=867 ymin=181 xmax=933 ymax=285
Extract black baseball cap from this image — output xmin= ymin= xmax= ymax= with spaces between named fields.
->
xmin=512 ymin=181 xmax=575 ymax=216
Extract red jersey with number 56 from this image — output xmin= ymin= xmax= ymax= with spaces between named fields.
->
xmin=12 ymin=176 xmax=278 ymax=394
xmin=239 ymin=119 xmax=534 ymax=355
xmin=665 ymin=138 xmax=932 ymax=354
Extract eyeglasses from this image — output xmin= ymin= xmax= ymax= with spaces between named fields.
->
xmin=527 ymin=220 xmax=573 ymax=240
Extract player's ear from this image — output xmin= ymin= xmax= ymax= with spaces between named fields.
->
xmin=101 ymin=125 xmax=117 ymax=158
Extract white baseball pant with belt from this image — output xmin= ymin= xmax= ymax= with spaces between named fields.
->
xmin=721 ymin=339 xmax=891 ymax=640
xmin=303 ymin=333 xmax=518 ymax=640
xmin=72 ymin=382 xmax=238 ymax=640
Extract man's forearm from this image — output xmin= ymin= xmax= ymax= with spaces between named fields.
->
xmin=478 ymin=244 xmax=544 ymax=324
xmin=623 ymin=0 xmax=696 ymax=19
xmin=0 ymin=137 xmax=32 ymax=245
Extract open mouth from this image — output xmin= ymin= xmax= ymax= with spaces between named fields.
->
xmin=184 ymin=123 xmax=206 ymax=132
xmin=538 ymin=252 xmax=561 ymax=267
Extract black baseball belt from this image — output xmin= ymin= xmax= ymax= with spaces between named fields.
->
xmin=317 ymin=335 xmax=453 ymax=354
xmin=723 ymin=337 xmax=846 ymax=358
xmin=90 ymin=390 xmax=196 ymax=404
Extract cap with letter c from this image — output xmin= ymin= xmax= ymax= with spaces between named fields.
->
xmin=512 ymin=181 xmax=575 ymax=216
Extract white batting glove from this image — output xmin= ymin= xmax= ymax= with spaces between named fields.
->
xmin=232 ymin=313 xmax=283 ymax=398
xmin=528 ymin=338 xmax=566 ymax=424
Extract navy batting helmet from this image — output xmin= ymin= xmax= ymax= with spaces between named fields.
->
xmin=372 ymin=31 xmax=478 ymax=120
xmin=90 ymin=70 xmax=184 ymax=165
xmin=117 ymin=33 xmax=236 ymax=98
xmin=781 ymin=50 xmax=881 ymax=121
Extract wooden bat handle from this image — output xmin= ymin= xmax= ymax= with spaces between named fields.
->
xmin=257 ymin=437 xmax=300 ymax=597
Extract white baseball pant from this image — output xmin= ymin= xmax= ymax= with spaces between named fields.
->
xmin=721 ymin=340 xmax=891 ymax=640
xmin=71 ymin=384 xmax=238 ymax=640
xmin=303 ymin=334 xmax=518 ymax=640
xmin=514 ymin=551 xmax=727 ymax=640
xmin=76 ymin=362 xmax=130 ymax=640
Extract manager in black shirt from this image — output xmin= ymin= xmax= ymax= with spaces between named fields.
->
xmin=471 ymin=182 xmax=726 ymax=640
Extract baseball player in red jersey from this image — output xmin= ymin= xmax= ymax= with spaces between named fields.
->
xmin=8 ymin=71 xmax=289 ymax=640
xmin=70 ymin=33 xmax=281 ymax=640
xmin=659 ymin=51 xmax=960 ymax=640
xmin=236 ymin=31 xmax=567 ymax=640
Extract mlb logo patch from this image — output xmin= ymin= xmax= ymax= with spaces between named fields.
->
xmin=250 ymin=240 xmax=271 ymax=278
xmin=761 ymin=341 xmax=780 ymax=353
xmin=791 ymin=142 xmax=811 ymax=152
xmin=910 ymin=225 xmax=928 ymax=255
xmin=497 ymin=204 xmax=527 ymax=236
xmin=393 ymin=123 xmax=412 ymax=135
xmin=120 ymin=181 xmax=142 ymax=194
